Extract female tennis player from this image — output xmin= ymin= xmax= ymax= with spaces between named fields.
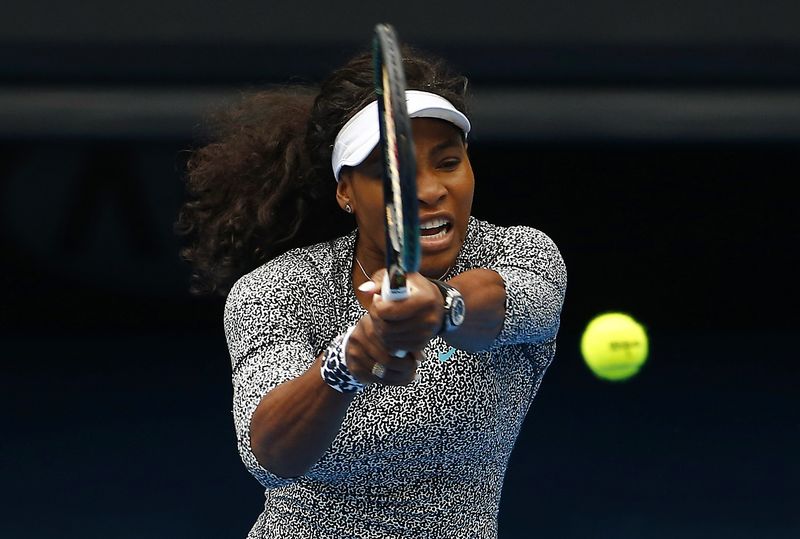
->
xmin=177 ymin=45 xmax=566 ymax=539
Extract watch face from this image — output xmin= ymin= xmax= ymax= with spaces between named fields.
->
xmin=450 ymin=296 xmax=466 ymax=326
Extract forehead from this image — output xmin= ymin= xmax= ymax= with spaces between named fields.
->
xmin=360 ymin=118 xmax=464 ymax=165
xmin=411 ymin=117 xmax=465 ymax=142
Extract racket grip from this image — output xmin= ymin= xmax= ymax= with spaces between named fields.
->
xmin=381 ymin=272 xmax=410 ymax=301
xmin=381 ymin=273 xmax=409 ymax=358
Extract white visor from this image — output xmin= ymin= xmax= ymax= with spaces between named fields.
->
xmin=331 ymin=90 xmax=470 ymax=181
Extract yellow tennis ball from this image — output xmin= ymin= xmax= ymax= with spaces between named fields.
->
xmin=580 ymin=312 xmax=649 ymax=381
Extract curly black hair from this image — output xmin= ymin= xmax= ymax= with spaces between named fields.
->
xmin=175 ymin=46 xmax=469 ymax=296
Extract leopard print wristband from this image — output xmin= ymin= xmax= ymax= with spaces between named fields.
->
xmin=320 ymin=326 xmax=367 ymax=393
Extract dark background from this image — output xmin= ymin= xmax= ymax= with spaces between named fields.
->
xmin=1 ymin=2 xmax=798 ymax=538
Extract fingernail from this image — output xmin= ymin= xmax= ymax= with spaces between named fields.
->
xmin=358 ymin=280 xmax=376 ymax=292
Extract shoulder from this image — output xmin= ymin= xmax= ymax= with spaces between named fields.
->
xmin=228 ymin=249 xmax=312 ymax=301
xmin=225 ymin=235 xmax=348 ymax=309
xmin=462 ymin=216 xmax=561 ymax=260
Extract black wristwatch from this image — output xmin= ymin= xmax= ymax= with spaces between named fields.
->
xmin=429 ymin=279 xmax=466 ymax=334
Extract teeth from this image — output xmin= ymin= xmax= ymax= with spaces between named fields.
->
xmin=420 ymin=229 xmax=448 ymax=241
xmin=420 ymin=217 xmax=449 ymax=230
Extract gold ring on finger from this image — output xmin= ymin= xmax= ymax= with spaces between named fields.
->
xmin=371 ymin=362 xmax=386 ymax=379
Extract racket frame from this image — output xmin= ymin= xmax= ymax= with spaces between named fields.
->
xmin=373 ymin=23 xmax=420 ymax=302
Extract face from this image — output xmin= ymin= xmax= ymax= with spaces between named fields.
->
xmin=337 ymin=117 xmax=475 ymax=278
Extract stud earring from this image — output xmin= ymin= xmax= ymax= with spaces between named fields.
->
xmin=344 ymin=204 xmax=353 ymax=213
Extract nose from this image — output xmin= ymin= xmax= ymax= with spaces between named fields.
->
xmin=416 ymin=168 xmax=446 ymax=207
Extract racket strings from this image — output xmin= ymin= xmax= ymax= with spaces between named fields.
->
xmin=381 ymin=66 xmax=404 ymax=257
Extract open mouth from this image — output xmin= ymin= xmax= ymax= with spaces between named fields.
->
xmin=419 ymin=217 xmax=452 ymax=240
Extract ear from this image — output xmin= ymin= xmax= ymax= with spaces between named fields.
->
xmin=336 ymin=172 xmax=354 ymax=211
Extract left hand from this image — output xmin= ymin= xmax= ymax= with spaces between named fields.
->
xmin=361 ymin=269 xmax=444 ymax=353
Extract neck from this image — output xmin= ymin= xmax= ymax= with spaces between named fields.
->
xmin=352 ymin=238 xmax=384 ymax=282
xmin=353 ymin=255 xmax=451 ymax=284
xmin=351 ymin=236 xmax=451 ymax=294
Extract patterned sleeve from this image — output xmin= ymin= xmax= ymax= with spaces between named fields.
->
xmin=223 ymin=254 xmax=319 ymax=489
xmin=477 ymin=222 xmax=567 ymax=347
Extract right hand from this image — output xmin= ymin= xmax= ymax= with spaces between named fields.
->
xmin=345 ymin=270 xmax=442 ymax=386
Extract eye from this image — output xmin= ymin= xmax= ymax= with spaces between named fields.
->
xmin=438 ymin=157 xmax=461 ymax=171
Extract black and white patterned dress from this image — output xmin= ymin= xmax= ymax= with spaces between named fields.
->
xmin=224 ymin=217 xmax=567 ymax=538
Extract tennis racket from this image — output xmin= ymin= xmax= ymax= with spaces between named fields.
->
xmin=374 ymin=23 xmax=420 ymax=298
xmin=373 ymin=23 xmax=419 ymax=357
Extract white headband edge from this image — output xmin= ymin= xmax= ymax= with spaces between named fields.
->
xmin=331 ymin=90 xmax=470 ymax=181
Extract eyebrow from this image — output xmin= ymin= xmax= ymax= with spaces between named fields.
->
xmin=428 ymin=135 xmax=465 ymax=157
xmin=360 ymin=132 xmax=464 ymax=169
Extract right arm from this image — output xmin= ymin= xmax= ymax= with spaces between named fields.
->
xmin=248 ymin=354 xmax=357 ymax=479
xmin=226 ymin=268 xmax=439 ymax=483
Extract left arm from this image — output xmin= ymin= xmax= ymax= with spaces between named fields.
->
xmin=446 ymin=224 xmax=567 ymax=351
xmin=366 ymin=225 xmax=566 ymax=355
xmin=485 ymin=226 xmax=566 ymax=347
xmin=363 ymin=270 xmax=503 ymax=356
xmin=443 ymin=269 xmax=506 ymax=352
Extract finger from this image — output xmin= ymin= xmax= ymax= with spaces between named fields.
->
xmin=345 ymin=318 xmax=392 ymax=381
xmin=357 ymin=280 xmax=378 ymax=293
xmin=368 ymin=315 xmax=441 ymax=348
xmin=347 ymin=320 xmax=418 ymax=377
xmin=380 ymin=353 xmax=421 ymax=371
xmin=356 ymin=268 xmax=386 ymax=299
xmin=367 ymin=325 xmax=435 ymax=355
xmin=371 ymin=293 xmax=422 ymax=322
xmin=377 ymin=316 xmax=441 ymax=338
xmin=371 ymin=285 xmax=442 ymax=323
xmin=345 ymin=326 xmax=387 ymax=379
xmin=361 ymin=350 xmax=419 ymax=373
xmin=371 ymin=353 xmax=421 ymax=386
xmin=370 ymin=298 xmax=441 ymax=330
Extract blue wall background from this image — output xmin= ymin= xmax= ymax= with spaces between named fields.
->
xmin=1 ymin=2 xmax=798 ymax=537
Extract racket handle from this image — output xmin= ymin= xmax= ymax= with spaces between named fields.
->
xmin=381 ymin=273 xmax=409 ymax=358
xmin=381 ymin=272 xmax=410 ymax=301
